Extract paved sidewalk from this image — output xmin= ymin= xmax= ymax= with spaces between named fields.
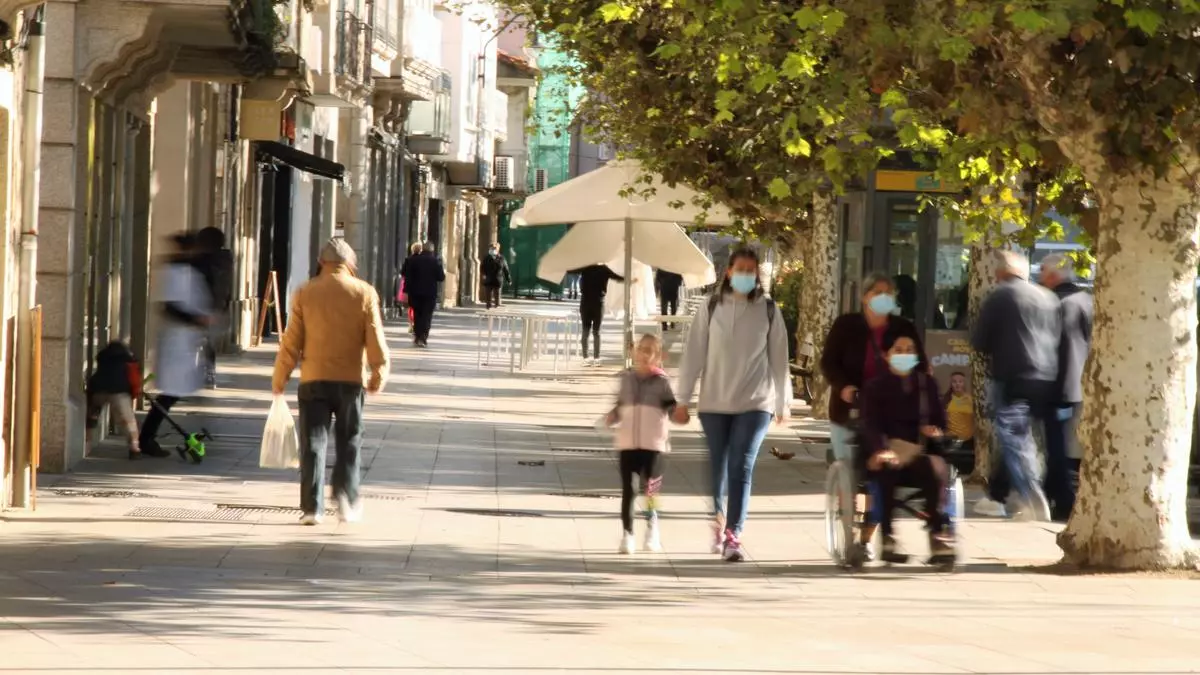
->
xmin=2 ymin=302 xmax=1199 ymax=674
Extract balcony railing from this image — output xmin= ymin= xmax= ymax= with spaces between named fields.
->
xmin=373 ymin=0 xmax=400 ymax=53
xmin=336 ymin=10 xmax=372 ymax=84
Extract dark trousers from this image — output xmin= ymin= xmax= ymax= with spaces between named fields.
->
xmin=298 ymin=381 xmax=365 ymax=515
xmin=139 ymin=395 xmax=181 ymax=449
xmin=409 ymin=294 xmax=436 ymax=343
xmin=483 ymin=285 xmax=502 ymax=310
xmin=661 ymin=293 xmax=679 ymax=330
xmin=870 ymin=454 xmax=949 ymax=537
xmin=618 ymin=450 xmax=665 ymax=533
xmin=580 ymin=301 xmax=603 ymax=359
xmin=1043 ymin=402 xmax=1081 ymax=518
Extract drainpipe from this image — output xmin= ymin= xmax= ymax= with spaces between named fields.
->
xmin=12 ymin=8 xmax=45 ymax=509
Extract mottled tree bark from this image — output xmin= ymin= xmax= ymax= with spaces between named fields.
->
xmin=1058 ymin=171 xmax=1200 ymax=570
xmin=967 ymin=242 xmax=1002 ymax=483
xmin=797 ymin=193 xmax=839 ymax=419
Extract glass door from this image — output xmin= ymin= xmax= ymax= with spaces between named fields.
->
xmin=883 ymin=198 xmax=922 ymax=323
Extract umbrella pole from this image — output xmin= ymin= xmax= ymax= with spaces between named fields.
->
xmin=623 ymin=217 xmax=633 ymax=367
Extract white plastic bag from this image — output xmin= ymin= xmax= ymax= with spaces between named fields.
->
xmin=260 ymin=395 xmax=300 ymax=469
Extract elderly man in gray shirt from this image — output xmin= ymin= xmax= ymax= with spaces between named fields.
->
xmin=971 ymin=250 xmax=1061 ymax=522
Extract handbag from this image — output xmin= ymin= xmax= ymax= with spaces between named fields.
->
xmin=887 ymin=373 xmax=930 ymax=467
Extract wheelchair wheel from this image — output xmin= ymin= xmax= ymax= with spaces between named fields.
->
xmin=824 ymin=460 xmax=858 ymax=568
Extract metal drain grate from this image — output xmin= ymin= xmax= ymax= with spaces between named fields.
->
xmin=215 ymin=504 xmax=337 ymax=516
xmin=53 ymin=489 xmax=153 ymax=499
xmin=443 ymin=508 xmax=544 ymax=518
xmin=125 ymin=507 xmax=250 ymax=522
xmin=558 ymin=492 xmax=617 ymax=499
xmin=553 ymin=447 xmax=610 ymax=454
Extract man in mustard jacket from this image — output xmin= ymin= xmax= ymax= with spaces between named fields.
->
xmin=272 ymin=238 xmax=390 ymax=525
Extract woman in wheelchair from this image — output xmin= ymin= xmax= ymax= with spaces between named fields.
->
xmin=858 ymin=329 xmax=957 ymax=566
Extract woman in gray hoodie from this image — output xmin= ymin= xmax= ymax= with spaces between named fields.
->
xmin=675 ymin=248 xmax=791 ymax=562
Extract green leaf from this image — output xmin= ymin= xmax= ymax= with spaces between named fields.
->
xmin=879 ymin=88 xmax=908 ymax=109
xmin=654 ymin=43 xmax=682 ymax=59
xmin=781 ymin=52 xmax=818 ymax=79
xmin=767 ymin=177 xmax=792 ymax=200
xmin=938 ymin=36 xmax=974 ymax=64
xmin=1009 ymin=9 xmax=1052 ymax=32
xmin=598 ymin=2 xmax=635 ymax=22
xmin=714 ymin=110 xmax=735 ymax=123
xmin=750 ymin=68 xmax=779 ymax=93
xmin=792 ymin=7 xmax=821 ymax=29
xmin=823 ymin=10 xmax=847 ymax=34
xmin=1124 ymin=8 xmax=1162 ymax=34
xmin=715 ymin=89 xmax=740 ymax=110
xmin=1016 ymin=142 xmax=1039 ymax=162
xmin=785 ymin=137 xmax=812 ymax=157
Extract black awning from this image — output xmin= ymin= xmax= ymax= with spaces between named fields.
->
xmin=254 ymin=141 xmax=345 ymax=182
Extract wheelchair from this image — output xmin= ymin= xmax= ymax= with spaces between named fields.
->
xmin=823 ymin=438 xmax=965 ymax=572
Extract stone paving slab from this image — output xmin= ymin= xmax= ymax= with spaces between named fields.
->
xmin=2 ymin=301 xmax=1199 ymax=674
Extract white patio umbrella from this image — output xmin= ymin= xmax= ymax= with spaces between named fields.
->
xmin=535 ymin=220 xmax=717 ymax=289
xmin=511 ymin=160 xmax=735 ymax=360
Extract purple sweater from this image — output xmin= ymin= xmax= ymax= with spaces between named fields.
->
xmin=860 ymin=372 xmax=946 ymax=457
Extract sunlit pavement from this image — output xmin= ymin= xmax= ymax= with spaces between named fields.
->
xmin=2 ymin=301 xmax=1198 ymax=674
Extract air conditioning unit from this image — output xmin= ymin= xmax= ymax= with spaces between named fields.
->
xmin=493 ymin=156 xmax=514 ymax=191
xmin=534 ymin=168 xmax=549 ymax=193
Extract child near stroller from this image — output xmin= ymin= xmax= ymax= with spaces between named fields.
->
xmin=86 ymin=341 xmax=162 ymax=459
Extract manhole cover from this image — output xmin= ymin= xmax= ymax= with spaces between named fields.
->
xmin=125 ymin=507 xmax=250 ymax=522
xmin=53 ymin=489 xmax=153 ymax=499
xmin=558 ymin=492 xmax=616 ymax=499
xmin=443 ymin=508 xmax=544 ymax=518
xmin=553 ymin=447 xmax=609 ymax=454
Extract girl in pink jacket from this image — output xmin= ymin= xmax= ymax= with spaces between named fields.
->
xmin=606 ymin=335 xmax=683 ymax=554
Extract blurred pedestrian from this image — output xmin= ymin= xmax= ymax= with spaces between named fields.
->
xmin=272 ymin=238 xmax=389 ymax=525
xmin=193 ymin=226 xmax=233 ymax=389
xmin=1039 ymin=253 xmax=1093 ymax=522
xmin=656 ymin=270 xmax=684 ymax=330
xmin=480 ymin=242 xmax=511 ymax=310
xmin=399 ymin=242 xmax=422 ymax=334
xmin=971 ymin=250 xmax=1060 ymax=522
xmin=574 ymin=264 xmax=624 ymax=366
xmin=140 ymin=233 xmax=212 ymax=457
xmin=401 ymin=241 xmax=445 ymax=348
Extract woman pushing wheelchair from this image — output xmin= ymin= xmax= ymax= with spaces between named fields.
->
xmin=857 ymin=328 xmax=957 ymax=567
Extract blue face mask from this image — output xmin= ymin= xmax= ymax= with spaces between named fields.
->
xmin=729 ymin=272 xmax=757 ymax=294
xmin=868 ymin=293 xmax=897 ymax=316
xmin=888 ymin=353 xmax=919 ymax=374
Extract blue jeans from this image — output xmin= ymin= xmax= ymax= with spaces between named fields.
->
xmin=699 ymin=411 xmax=773 ymax=536
xmin=298 ymin=381 xmax=366 ymax=515
xmin=989 ymin=381 xmax=1045 ymax=507
xmin=830 ymin=423 xmax=857 ymax=463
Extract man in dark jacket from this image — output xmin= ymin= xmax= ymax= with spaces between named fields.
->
xmin=573 ymin=264 xmax=624 ymax=366
xmin=1039 ymin=254 xmax=1094 ymax=521
xmin=401 ymin=243 xmax=445 ymax=348
xmin=655 ymin=270 xmax=684 ymax=330
xmin=971 ymin=250 xmax=1060 ymax=522
xmin=480 ymin=243 xmax=510 ymax=310
xmin=193 ymin=227 xmax=233 ymax=388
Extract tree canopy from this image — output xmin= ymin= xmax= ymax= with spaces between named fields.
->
xmin=507 ymin=0 xmax=1200 ymax=569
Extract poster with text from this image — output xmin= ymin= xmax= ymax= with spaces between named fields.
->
xmin=925 ymin=330 xmax=975 ymax=441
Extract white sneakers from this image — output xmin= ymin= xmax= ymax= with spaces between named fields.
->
xmin=974 ymin=492 xmax=1052 ymax=522
xmin=618 ymin=522 xmax=663 ymax=555
xmin=300 ymin=497 xmax=363 ymax=526
xmin=619 ymin=532 xmax=636 ymax=554
xmin=973 ymin=497 xmax=1008 ymax=517
xmin=582 ymin=358 xmax=600 ymax=368
xmin=337 ymin=494 xmax=364 ymax=524
xmin=644 ymin=522 xmax=662 ymax=553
